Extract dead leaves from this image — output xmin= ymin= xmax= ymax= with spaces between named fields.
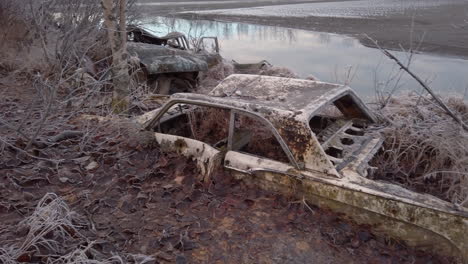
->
xmin=0 ymin=99 xmax=455 ymax=263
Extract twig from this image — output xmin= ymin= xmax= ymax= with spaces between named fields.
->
xmin=0 ymin=136 xmax=63 ymax=165
xmin=302 ymin=197 xmax=315 ymax=215
xmin=0 ymin=118 xmax=48 ymax=148
xmin=366 ymin=35 xmax=468 ymax=132
xmin=49 ymin=130 xmax=84 ymax=143
xmin=0 ymin=118 xmax=32 ymax=142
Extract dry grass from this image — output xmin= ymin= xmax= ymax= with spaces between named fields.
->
xmin=0 ymin=193 xmax=154 ymax=264
xmin=0 ymin=193 xmax=83 ymax=263
xmin=369 ymin=94 xmax=468 ymax=207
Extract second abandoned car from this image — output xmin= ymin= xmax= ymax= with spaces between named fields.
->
xmin=127 ymin=25 xmax=221 ymax=94
xmin=137 ymin=74 xmax=468 ymax=262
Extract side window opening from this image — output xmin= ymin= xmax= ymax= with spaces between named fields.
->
xmin=156 ymin=104 xmax=230 ymax=149
xmin=154 ymin=104 xmax=291 ymax=163
xmin=232 ymin=113 xmax=290 ymax=164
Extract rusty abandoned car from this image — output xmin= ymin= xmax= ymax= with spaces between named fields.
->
xmin=136 ymin=74 xmax=468 ymax=262
xmin=127 ymin=25 xmax=220 ymax=94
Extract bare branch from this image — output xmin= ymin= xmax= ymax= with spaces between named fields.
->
xmin=366 ymin=35 xmax=468 ymax=132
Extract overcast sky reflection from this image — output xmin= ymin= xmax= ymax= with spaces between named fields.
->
xmin=143 ymin=17 xmax=468 ymax=99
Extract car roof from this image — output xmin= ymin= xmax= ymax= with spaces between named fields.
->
xmin=127 ymin=42 xmax=208 ymax=74
xmin=169 ymin=74 xmax=374 ymax=122
xmin=127 ymin=25 xmax=185 ymax=40
xmin=211 ymin=74 xmax=345 ymax=112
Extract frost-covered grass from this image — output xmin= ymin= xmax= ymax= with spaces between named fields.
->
xmin=0 ymin=193 xmax=82 ymax=263
xmin=370 ymin=94 xmax=468 ymax=207
xmin=0 ymin=193 xmax=155 ymax=264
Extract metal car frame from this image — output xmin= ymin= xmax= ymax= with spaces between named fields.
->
xmin=137 ymin=74 xmax=468 ymax=262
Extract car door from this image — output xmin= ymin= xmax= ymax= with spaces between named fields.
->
xmin=155 ymin=133 xmax=223 ymax=183
xmin=150 ymin=102 xmax=230 ymax=183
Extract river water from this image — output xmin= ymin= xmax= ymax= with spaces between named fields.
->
xmin=186 ymin=0 xmax=463 ymax=18
xmin=141 ymin=16 xmax=468 ymax=99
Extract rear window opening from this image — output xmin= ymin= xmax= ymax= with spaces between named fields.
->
xmin=309 ymin=99 xmax=376 ymax=171
xmin=309 ymin=95 xmax=371 ymax=138
xmin=309 ymin=104 xmax=345 ymax=140
xmin=309 ymin=115 xmax=340 ymax=136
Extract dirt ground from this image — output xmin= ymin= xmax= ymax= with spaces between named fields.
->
xmin=0 ymin=81 xmax=454 ymax=264
xmin=139 ymin=0 xmax=468 ymax=58
xmin=0 ymin=79 xmax=457 ymax=263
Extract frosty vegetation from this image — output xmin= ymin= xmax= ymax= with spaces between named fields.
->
xmin=0 ymin=0 xmax=467 ymax=263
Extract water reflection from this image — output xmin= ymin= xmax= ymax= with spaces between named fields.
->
xmin=142 ymin=17 xmax=468 ymax=99
xmin=145 ymin=16 xmax=298 ymax=43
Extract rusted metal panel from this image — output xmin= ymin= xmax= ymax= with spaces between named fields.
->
xmin=128 ymin=43 xmax=208 ymax=74
xmin=224 ymin=151 xmax=468 ymax=262
xmin=217 ymin=148 xmax=467 ymax=260
xmin=127 ymin=25 xmax=188 ymax=47
xmin=233 ymin=170 xmax=468 ymax=262
xmin=127 ymin=26 xmax=221 ymax=75
xmin=154 ymin=133 xmax=222 ymax=181
xmin=232 ymin=60 xmax=272 ymax=73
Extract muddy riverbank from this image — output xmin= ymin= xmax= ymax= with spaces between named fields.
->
xmin=139 ymin=0 xmax=468 ymax=59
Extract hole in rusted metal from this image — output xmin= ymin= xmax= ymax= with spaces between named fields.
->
xmin=345 ymin=129 xmax=364 ymax=136
xmin=341 ymin=138 xmax=354 ymax=145
xmin=325 ymin=147 xmax=343 ymax=159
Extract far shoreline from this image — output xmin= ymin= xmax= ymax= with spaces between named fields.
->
xmin=174 ymin=12 xmax=468 ymax=60
xmin=136 ymin=0 xmax=468 ymax=60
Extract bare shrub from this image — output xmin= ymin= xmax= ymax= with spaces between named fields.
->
xmin=0 ymin=0 xmax=146 ymax=162
xmin=0 ymin=1 xmax=34 ymax=80
xmin=370 ymin=93 xmax=468 ymax=207
xmin=0 ymin=1 xmax=30 ymax=47
xmin=1 ymin=0 xmax=136 ymax=78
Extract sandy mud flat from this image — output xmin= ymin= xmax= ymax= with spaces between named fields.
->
xmin=140 ymin=0 xmax=468 ymax=58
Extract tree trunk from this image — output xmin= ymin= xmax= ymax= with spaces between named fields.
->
xmin=101 ymin=0 xmax=130 ymax=113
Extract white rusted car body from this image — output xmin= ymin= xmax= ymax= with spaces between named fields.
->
xmin=137 ymin=74 xmax=468 ymax=262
